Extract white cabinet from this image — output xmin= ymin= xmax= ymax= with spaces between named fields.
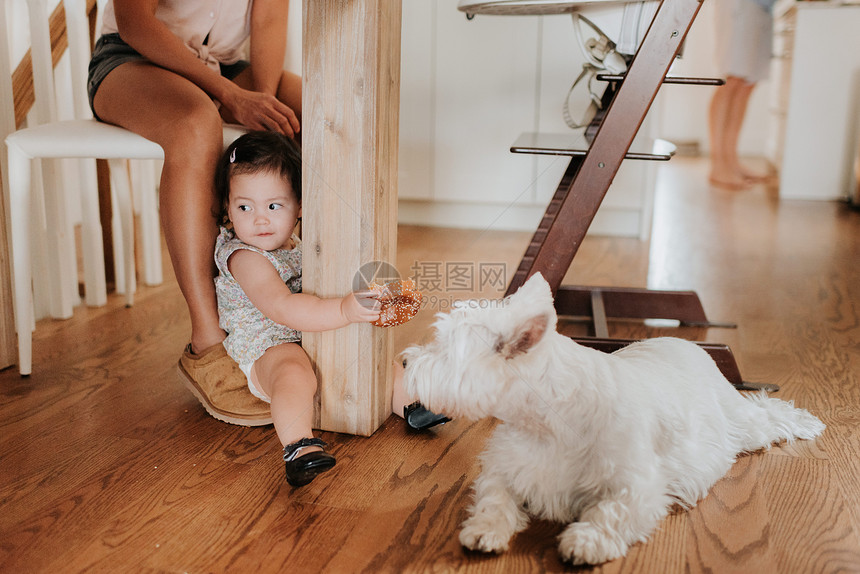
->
xmin=398 ymin=1 xmax=661 ymax=238
xmin=767 ymin=1 xmax=860 ymax=200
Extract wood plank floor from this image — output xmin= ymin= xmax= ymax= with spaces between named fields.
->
xmin=2 ymin=157 xmax=859 ymax=573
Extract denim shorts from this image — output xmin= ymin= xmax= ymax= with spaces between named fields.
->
xmin=87 ymin=33 xmax=251 ymax=119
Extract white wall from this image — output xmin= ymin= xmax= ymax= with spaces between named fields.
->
xmin=398 ymin=1 xmax=669 ymax=237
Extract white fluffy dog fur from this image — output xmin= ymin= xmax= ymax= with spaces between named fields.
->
xmin=401 ymin=273 xmax=825 ymax=565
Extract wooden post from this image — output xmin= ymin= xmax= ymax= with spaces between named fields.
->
xmin=302 ymin=0 xmax=402 ymax=436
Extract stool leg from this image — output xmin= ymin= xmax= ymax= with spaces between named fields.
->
xmin=8 ymin=143 xmax=34 ymax=375
xmin=110 ymin=176 xmax=126 ymax=296
xmin=28 ymin=162 xmax=52 ymax=319
xmin=78 ymin=157 xmax=108 ymax=306
xmin=58 ymin=159 xmax=81 ymax=310
xmin=134 ymin=159 xmax=163 ymax=286
xmin=35 ymin=157 xmax=76 ymax=318
xmin=109 ymin=159 xmax=135 ymax=306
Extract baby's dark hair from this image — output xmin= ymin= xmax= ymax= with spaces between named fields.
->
xmin=214 ymin=131 xmax=302 ymax=225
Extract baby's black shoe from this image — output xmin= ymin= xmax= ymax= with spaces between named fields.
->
xmin=283 ymin=437 xmax=336 ymax=487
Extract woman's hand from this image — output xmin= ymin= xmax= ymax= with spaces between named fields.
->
xmin=220 ymin=85 xmax=300 ymax=137
xmin=341 ymin=291 xmax=381 ymax=324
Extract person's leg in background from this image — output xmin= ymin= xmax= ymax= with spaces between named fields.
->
xmin=708 ymin=76 xmax=757 ymax=190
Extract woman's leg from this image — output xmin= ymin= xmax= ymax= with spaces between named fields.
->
xmin=708 ymin=76 xmax=757 ymax=190
xmin=727 ymin=81 xmax=768 ymax=182
xmin=709 ymin=78 xmax=745 ymax=189
xmin=721 ymin=77 xmax=756 ymax=178
xmin=276 ymin=70 xmax=303 ymax=122
xmin=94 ymin=62 xmax=226 ymax=353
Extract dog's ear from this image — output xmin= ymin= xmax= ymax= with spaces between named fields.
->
xmin=512 ymin=273 xmax=554 ymax=309
xmin=495 ymin=312 xmax=550 ymax=359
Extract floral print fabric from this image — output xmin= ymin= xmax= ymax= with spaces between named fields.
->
xmin=215 ymin=227 xmax=302 ymax=369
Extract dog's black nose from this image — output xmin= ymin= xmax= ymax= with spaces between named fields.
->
xmin=402 ymin=358 xmax=408 ymax=368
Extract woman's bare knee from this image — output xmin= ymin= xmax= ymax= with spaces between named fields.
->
xmin=159 ymin=104 xmax=224 ymax=158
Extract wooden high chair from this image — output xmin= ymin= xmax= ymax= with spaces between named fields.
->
xmin=463 ymin=0 xmax=774 ymax=391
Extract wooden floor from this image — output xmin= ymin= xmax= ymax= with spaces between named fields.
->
xmin=2 ymin=157 xmax=860 ymax=573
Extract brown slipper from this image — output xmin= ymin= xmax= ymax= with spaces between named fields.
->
xmin=177 ymin=343 xmax=273 ymax=426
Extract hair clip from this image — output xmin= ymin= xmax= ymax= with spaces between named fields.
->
xmin=229 ymin=148 xmax=237 ymax=163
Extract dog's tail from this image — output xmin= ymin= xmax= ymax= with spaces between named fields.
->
xmin=735 ymin=391 xmax=825 ymax=452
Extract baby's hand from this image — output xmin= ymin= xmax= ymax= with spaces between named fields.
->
xmin=341 ymin=291 xmax=381 ymax=324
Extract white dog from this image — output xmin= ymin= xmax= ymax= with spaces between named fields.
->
xmin=401 ymin=273 xmax=825 ymax=565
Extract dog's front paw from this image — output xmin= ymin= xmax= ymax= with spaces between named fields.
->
xmin=459 ymin=516 xmax=513 ymax=554
xmin=557 ymin=522 xmax=628 ymax=566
